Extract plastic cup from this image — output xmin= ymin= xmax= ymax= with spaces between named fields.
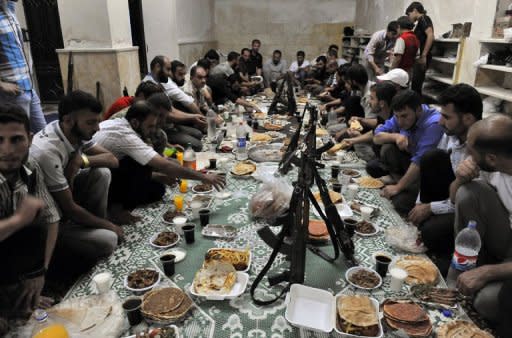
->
xmin=92 ymin=272 xmax=112 ymax=294
xmin=190 ymin=201 xmax=203 ymax=219
xmin=173 ymin=216 xmax=187 ymax=235
xmin=209 ymin=158 xmax=217 ymax=169
xmin=360 ymin=206 xmax=374 ymax=221
xmin=345 ymin=184 xmax=359 ymax=201
xmin=122 ymin=297 xmax=143 ymax=326
xmin=331 ymin=165 xmax=341 ymax=179
xmin=182 ymin=224 xmax=195 ymax=244
xmin=179 ymin=180 xmax=188 ymax=193
xmin=343 ymin=218 xmax=358 ymax=237
xmin=389 ymin=267 xmax=408 ymax=292
xmin=160 ymin=254 xmax=176 ymax=276
xmin=375 ymin=254 xmax=392 ymax=277
xmin=174 ymin=194 xmax=184 ymax=212
xmin=332 ymin=183 xmax=342 ymax=193
xmin=199 ymin=209 xmax=211 ymax=227
xmin=338 ymin=173 xmax=351 ymax=186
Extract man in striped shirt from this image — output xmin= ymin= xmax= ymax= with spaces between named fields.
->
xmin=0 ymin=0 xmax=46 ymax=133
xmin=0 ymin=104 xmax=59 ymax=325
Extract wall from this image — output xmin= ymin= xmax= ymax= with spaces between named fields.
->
xmin=214 ymin=0 xmax=356 ymax=66
xmin=354 ymin=0 xmax=498 ymax=84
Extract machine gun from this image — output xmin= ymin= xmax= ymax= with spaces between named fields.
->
xmin=250 ymin=104 xmax=356 ymax=306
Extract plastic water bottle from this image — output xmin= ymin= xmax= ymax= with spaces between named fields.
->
xmin=183 ymin=143 xmax=197 ymax=170
xmin=31 ymin=309 xmax=69 ymax=338
xmin=206 ymin=109 xmax=217 ymax=142
xmin=236 ymin=122 xmax=248 ymax=160
xmin=446 ymin=220 xmax=481 ymax=288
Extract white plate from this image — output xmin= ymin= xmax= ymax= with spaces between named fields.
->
xmin=215 ymin=191 xmax=232 ymax=199
xmin=341 ymin=169 xmax=362 ymax=178
xmin=205 ymin=248 xmax=252 ymax=272
xmin=189 ymin=271 xmax=249 ymax=300
xmin=354 ymin=222 xmax=380 ymax=237
xmin=345 ymin=266 xmax=382 ymax=290
xmin=162 ymin=247 xmax=187 ymax=263
xmin=333 ymin=295 xmax=383 ymax=338
xmin=149 ymin=231 xmax=180 ymax=249
xmin=192 ymin=184 xmax=214 ymax=194
xmin=201 ymin=224 xmax=237 ymax=239
xmin=311 ymin=202 xmax=353 ymax=219
xmin=124 ymin=269 xmax=161 ymax=293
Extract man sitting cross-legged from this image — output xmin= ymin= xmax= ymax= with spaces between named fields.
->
xmin=30 ymin=90 xmax=122 ymax=265
xmin=0 ymin=104 xmax=59 ymax=328
xmin=93 ymin=101 xmax=226 ymax=223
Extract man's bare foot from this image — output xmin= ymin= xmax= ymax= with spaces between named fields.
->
xmin=109 ymin=208 xmax=142 ymax=225
xmin=379 ymin=175 xmax=397 ymax=185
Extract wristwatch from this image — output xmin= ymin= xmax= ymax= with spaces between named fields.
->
xmin=81 ymin=154 xmax=90 ymax=168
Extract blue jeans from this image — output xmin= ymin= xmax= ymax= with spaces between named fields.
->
xmin=0 ymin=89 xmax=46 ymax=133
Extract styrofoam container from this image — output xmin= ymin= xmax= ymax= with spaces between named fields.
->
xmin=189 ymin=271 xmax=249 ymax=300
xmin=284 ymin=284 xmax=383 ymax=337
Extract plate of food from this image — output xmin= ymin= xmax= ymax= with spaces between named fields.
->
xmin=192 ymin=183 xmax=213 ymax=194
xmin=356 ymin=176 xmax=384 ymax=189
xmin=263 ymin=121 xmax=284 ymax=131
xmin=204 ymin=248 xmax=251 ymax=272
xmin=316 ymin=128 xmax=329 ymax=137
xmin=354 ymin=220 xmax=379 ymax=237
xmin=231 ymin=160 xmax=257 ymax=177
xmin=410 ymin=284 xmax=459 ymax=308
xmin=190 ymin=261 xmax=249 ymax=300
xmin=391 ymin=255 xmax=439 ymax=285
xmin=437 ymin=320 xmax=493 ymax=338
xmin=201 ymin=224 xmax=237 ymax=239
xmin=251 ymin=132 xmax=273 ymax=143
xmin=342 ymin=169 xmax=361 ymax=178
xmin=345 ymin=266 xmax=382 ymax=290
xmin=350 ymin=201 xmax=380 ymax=217
xmin=382 ymin=299 xmax=432 ymax=337
xmin=124 ymin=268 xmax=160 ymax=293
xmin=162 ymin=209 xmax=187 ymax=225
xmin=327 ymin=140 xmax=351 ymax=155
xmin=149 ymin=231 xmax=180 ymax=249
xmin=188 ymin=194 xmax=214 ymax=209
xmin=127 ymin=325 xmax=180 ymax=338
xmin=335 ymin=295 xmax=383 ymax=338
xmin=140 ymin=287 xmax=192 ymax=325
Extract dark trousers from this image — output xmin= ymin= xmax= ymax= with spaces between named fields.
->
xmin=498 ymin=279 xmax=512 ymax=337
xmin=411 ymin=56 xmax=431 ymax=95
xmin=109 ymin=157 xmax=165 ymax=210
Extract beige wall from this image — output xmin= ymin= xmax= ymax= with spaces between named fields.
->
xmin=214 ymin=0 xmax=356 ymax=65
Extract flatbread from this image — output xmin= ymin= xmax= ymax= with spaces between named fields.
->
xmin=263 ymin=122 xmax=283 ymax=131
xmin=193 ymin=261 xmax=237 ymax=295
xmin=142 ymin=287 xmax=185 ymax=314
xmin=338 ymin=295 xmax=378 ymax=327
xmin=357 ymin=176 xmax=384 ymax=189
xmin=80 ymin=305 xmax=112 ymax=331
xmin=349 ymin=120 xmax=363 ymax=131
xmin=252 ymin=132 xmax=272 ymax=142
xmin=309 ymin=219 xmax=328 ymax=237
xmin=385 ymin=316 xmax=432 ymax=337
xmin=316 ymin=128 xmax=329 ymax=136
xmin=437 ymin=320 xmax=493 ymax=338
xmin=232 ymin=161 xmax=256 ymax=176
xmin=383 ymin=302 xmax=429 ymax=323
xmin=395 ymin=255 xmax=439 ymax=285
xmin=327 ymin=140 xmax=351 ymax=154
xmin=313 ymin=190 xmax=343 ymax=204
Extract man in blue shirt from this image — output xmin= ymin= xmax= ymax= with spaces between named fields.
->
xmin=0 ymin=0 xmax=46 ymax=133
xmin=371 ymin=89 xmax=443 ymax=213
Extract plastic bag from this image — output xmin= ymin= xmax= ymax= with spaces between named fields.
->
xmin=385 ymin=224 xmax=427 ymax=253
xmin=249 ymin=174 xmax=293 ymax=221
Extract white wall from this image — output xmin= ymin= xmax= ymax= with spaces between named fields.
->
xmin=176 ymin=0 xmax=215 ymax=44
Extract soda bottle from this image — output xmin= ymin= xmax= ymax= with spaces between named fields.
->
xmin=31 ymin=309 xmax=69 ymax=338
xmin=206 ymin=109 xmax=217 ymax=142
xmin=446 ymin=220 xmax=481 ymax=288
xmin=236 ymin=122 xmax=248 ymax=160
xmin=183 ymin=143 xmax=196 ymax=170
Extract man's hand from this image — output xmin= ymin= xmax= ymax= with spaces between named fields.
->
xmin=14 ymin=275 xmax=45 ymax=315
xmin=417 ymin=55 xmax=427 ymax=66
xmin=202 ymin=173 xmax=226 ymax=191
xmin=455 ymin=157 xmax=480 ymax=184
xmin=395 ymin=134 xmax=409 ymax=151
xmin=192 ymin=114 xmax=207 ymax=126
xmin=14 ymin=195 xmax=45 ymax=227
xmin=346 ymin=129 xmax=361 ymax=137
xmin=457 ymin=266 xmax=489 ymax=296
xmin=64 ymin=152 xmax=84 ymax=184
xmin=319 ymin=104 xmax=327 ymax=112
xmin=107 ymin=222 xmax=125 ymax=243
xmin=408 ymin=203 xmax=432 ymax=225
xmin=374 ymin=66 xmax=383 ymax=75
xmin=0 ymin=81 xmax=21 ymax=95
xmin=381 ymin=184 xmax=401 ymax=199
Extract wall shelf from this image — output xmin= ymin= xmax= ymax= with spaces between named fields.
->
xmin=475 ymin=85 xmax=512 ymax=101
xmin=479 ymin=64 xmax=512 ymax=73
xmin=431 ymin=56 xmax=457 ymax=64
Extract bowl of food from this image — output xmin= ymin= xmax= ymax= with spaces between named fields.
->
xmin=355 ymin=221 xmax=379 ymax=236
xmin=342 ymin=169 xmax=361 ymax=178
xmin=162 ymin=209 xmax=187 ymax=225
xmin=192 ymin=183 xmax=214 ymax=194
xmin=149 ymin=231 xmax=180 ymax=249
xmin=124 ymin=268 xmax=160 ymax=293
xmin=345 ymin=266 xmax=382 ymax=290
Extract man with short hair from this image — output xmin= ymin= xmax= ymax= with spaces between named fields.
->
xmin=30 ymin=90 xmax=121 ymax=262
xmin=248 ymin=39 xmax=263 ymax=76
xmin=183 ymin=65 xmax=210 ymax=113
xmin=289 ymin=51 xmax=310 ymax=82
xmin=262 ymin=50 xmax=287 ymax=89
xmin=104 ymin=81 xmax=162 ymax=120
xmin=363 ymin=21 xmax=399 ymax=79
xmin=392 ymin=16 xmax=420 ymax=77
xmin=93 ymin=101 xmax=226 ymax=221
xmin=407 ymin=84 xmax=482 ymax=268
xmin=143 ymin=56 xmax=201 ymax=115
xmin=448 ymin=115 xmax=512 ymax=337
xmin=0 ymin=104 xmax=59 ymax=323
xmin=371 ymin=90 xmax=444 ymax=213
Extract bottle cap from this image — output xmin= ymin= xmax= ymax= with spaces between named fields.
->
xmin=34 ymin=309 xmax=48 ymax=322
xmin=468 ymin=220 xmax=477 ymax=229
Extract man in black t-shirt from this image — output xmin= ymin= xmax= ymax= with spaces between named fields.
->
xmin=247 ymin=39 xmax=263 ymax=76
xmin=406 ymin=2 xmax=434 ymax=95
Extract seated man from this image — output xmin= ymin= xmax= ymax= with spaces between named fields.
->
xmin=362 ymin=21 xmax=399 ymax=80
xmin=376 ymin=68 xmax=410 ymax=91
xmin=391 ymin=16 xmax=420 ymax=78
xmin=93 ymin=101 xmax=226 ymax=222
xmin=0 ymin=104 xmax=59 ymax=324
xmin=289 ymin=50 xmax=310 ymax=83
xmin=30 ymin=90 xmax=121 ymax=263
xmin=104 ymin=81 xmax=162 ymax=120
xmin=304 ymin=56 xmax=329 ymax=94
xmin=183 ymin=65 xmax=210 ymax=114
xmin=408 ymin=84 xmax=481 ymax=271
xmin=449 ymin=115 xmax=512 ymax=337
xmin=371 ymin=90 xmax=443 ymax=213
xmin=262 ymin=50 xmax=287 ymax=90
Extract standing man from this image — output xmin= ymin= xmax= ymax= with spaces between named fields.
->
xmin=0 ymin=104 xmax=59 ymax=324
xmin=407 ymin=2 xmax=434 ymax=95
xmin=363 ymin=21 xmax=399 ymax=80
xmin=0 ymin=0 xmax=46 ymax=133
xmin=30 ymin=90 xmax=121 ymax=264
xmin=391 ymin=16 xmax=420 ymax=79
xmin=262 ymin=50 xmax=287 ymax=89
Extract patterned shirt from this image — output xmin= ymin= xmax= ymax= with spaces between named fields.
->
xmin=0 ymin=1 xmax=31 ymax=91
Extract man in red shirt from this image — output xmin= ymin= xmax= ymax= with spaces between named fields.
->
xmin=103 ymin=81 xmax=162 ymax=120
xmin=391 ymin=16 xmax=419 ymax=78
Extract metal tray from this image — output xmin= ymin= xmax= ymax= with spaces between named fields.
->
xmin=248 ymin=143 xmax=284 ymax=162
xmin=201 ymin=224 xmax=237 ymax=239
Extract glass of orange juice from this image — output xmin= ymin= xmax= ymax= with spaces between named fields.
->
xmin=179 ymin=179 xmax=188 ymax=193
xmin=33 ymin=324 xmax=69 ymax=338
xmin=174 ymin=194 xmax=184 ymax=211
xmin=176 ymin=151 xmax=184 ymax=165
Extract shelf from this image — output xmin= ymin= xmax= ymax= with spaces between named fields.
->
xmin=479 ymin=64 xmax=512 ymax=73
xmin=479 ymin=38 xmax=511 ymax=44
xmin=475 ymin=85 xmax=512 ymax=101
xmin=427 ymin=74 xmax=453 ymax=85
xmin=435 ymin=38 xmax=460 ymax=43
xmin=431 ymin=56 xmax=457 ymax=64
xmin=359 ymin=45 xmax=367 ymax=49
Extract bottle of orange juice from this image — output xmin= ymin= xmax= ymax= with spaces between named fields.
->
xmin=31 ymin=310 xmax=69 ymax=338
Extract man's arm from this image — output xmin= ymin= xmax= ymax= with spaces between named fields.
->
xmin=383 ymin=162 xmax=420 ymax=198
xmin=44 ymin=222 xmax=58 ymax=269
xmin=365 ymin=32 xmax=383 ymax=75
xmin=373 ymin=132 xmax=400 ymax=145
xmin=345 ymin=131 xmax=374 ymax=146
xmin=391 ymin=38 xmax=405 ymax=69
xmin=458 ymin=262 xmax=512 ymax=296
xmin=167 ymin=108 xmax=207 ymax=127
xmin=449 ymin=157 xmax=480 ymax=202
xmin=391 ymin=54 xmax=402 ymax=69
xmin=0 ymin=195 xmax=44 ymax=241
xmin=421 ymin=26 xmax=434 ymax=63
xmin=83 ymin=144 xmax=119 ymax=168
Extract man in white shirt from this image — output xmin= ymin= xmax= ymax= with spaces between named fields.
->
xmin=289 ymin=50 xmax=310 ymax=83
xmin=93 ymin=101 xmax=226 ymax=222
xmin=362 ymin=21 xmax=398 ymax=80
xmin=407 ymin=84 xmax=482 ymax=267
xmin=448 ymin=114 xmax=512 ymax=336
xmin=262 ymin=50 xmax=287 ymax=89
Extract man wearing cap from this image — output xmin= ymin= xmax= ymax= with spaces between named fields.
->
xmin=376 ymin=68 xmax=409 ymax=91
